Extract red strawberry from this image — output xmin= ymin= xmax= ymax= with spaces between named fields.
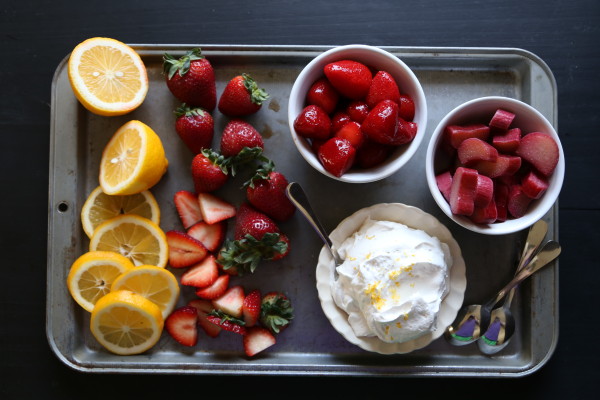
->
xmin=163 ymin=48 xmax=216 ymax=110
xmin=398 ymin=94 xmax=416 ymax=121
xmin=318 ymin=137 xmax=356 ymax=177
xmin=331 ymin=111 xmax=351 ymax=133
xmin=260 ymin=292 xmax=294 ymax=334
xmin=245 ymin=162 xmax=295 ymax=222
xmin=180 ymin=255 xmax=219 ymax=288
xmin=206 ymin=311 xmax=247 ymax=335
xmin=355 ymin=139 xmax=392 ymax=168
xmin=242 ymin=289 xmax=261 ymax=327
xmin=293 ymin=105 xmax=331 ymax=140
xmin=174 ymin=104 xmax=214 ymax=154
xmin=220 ymin=119 xmax=264 ymax=157
xmin=187 ymin=299 xmax=221 ymax=338
xmin=310 ymin=138 xmax=327 ymax=154
xmin=195 ymin=274 xmax=230 ymax=300
xmin=187 ymin=220 xmax=226 ymax=252
xmin=335 ymin=121 xmax=365 ymax=149
xmin=165 ymin=306 xmax=198 ymax=347
xmin=323 ymin=60 xmax=373 ymax=100
xmin=191 ymin=149 xmax=230 ymax=193
xmin=346 ymin=101 xmax=370 ymax=123
xmin=395 ymin=117 xmax=418 ymax=145
xmin=166 ymin=230 xmax=208 ymax=268
xmin=366 ymin=70 xmax=400 ymax=108
xmin=212 ymin=285 xmax=245 ymax=318
xmin=361 ymin=100 xmax=400 ymax=145
xmin=233 ymin=202 xmax=280 ymax=241
xmin=243 ymin=326 xmax=276 ymax=357
xmin=173 ymin=190 xmax=203 ymax=229
xmin=270 ymin=233 xmax=290 ymax=261
xmin=197 ymin=193 xmax=237 ymax=224
xmin=218 ymin=73 xmax=269 ymax=117
xmin=306 ymin=77 xmax=339 ymax=114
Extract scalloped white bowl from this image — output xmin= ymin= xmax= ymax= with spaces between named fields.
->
xmin=315 ymin=203 xmax=466 ymax=354
xmin=425 ymin=96 xmax=565 ymax=235
xmin=288 ymin=44 xmax=427 ymax=183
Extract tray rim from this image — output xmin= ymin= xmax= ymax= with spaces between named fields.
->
xmin=47 ymin=44 xmax=559 ymax=377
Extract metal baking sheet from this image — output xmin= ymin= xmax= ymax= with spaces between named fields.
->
xmin=47 ymin=45 xmax=558 ymax=377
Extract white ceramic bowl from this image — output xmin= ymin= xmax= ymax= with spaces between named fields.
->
xmin=425 ymin=96 xmax=565 ymax=235
xmin=288 ymin=45 xmax=427 ymax=183
xmin=316 ymin=203 xmax=466 ymax=354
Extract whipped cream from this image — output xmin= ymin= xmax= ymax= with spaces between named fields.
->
xmin=331 ymin=218 xmax=452 ymax=343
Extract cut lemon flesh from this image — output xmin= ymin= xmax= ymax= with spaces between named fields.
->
xmin=89 ymin=214 xmax=168 ymax=268
xmin=90 ymin=290 xmax=163 ymax=355
xmin=111 ymin=265 xmax=179 ymax=319
xmin=67 ymin=251 xmax=134 ymax=312
xmin=81 ymin=186 xmax=160 ymax=238
xmin=68 ymin=37 xmax=148 ymax=116
xmin=99 ymin=120 xmax=168 ymax=196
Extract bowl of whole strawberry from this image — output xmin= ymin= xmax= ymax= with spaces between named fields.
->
xmin=426 ymin=96 xmax=565 ymax=235
xmin=288 ymin=44 xmax=427 ymax=183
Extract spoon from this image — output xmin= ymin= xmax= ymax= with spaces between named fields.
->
xmin=477 ymin=220 xmax=548 ymax=354
xmin=285 ymin=182 xmax=344 ymax=267
xmin=445 ymin=239 xmax=561 ymax=346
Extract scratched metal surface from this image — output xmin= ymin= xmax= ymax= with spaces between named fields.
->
xmin=47 ymin=45 xmax=558 ymax=376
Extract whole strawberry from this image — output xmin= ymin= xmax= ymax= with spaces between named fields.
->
xmin=174 ymin=104 xmax=214 ymax=153
xmin=220 ymin=119 xmax=264 ymax=157
xmin=218 ymin=73 xmax=269 ymax=117
xmin=244 ymin=161 xmax=295 ymax=222
xmin=163 ymin=48 xmax=216 ymax=111
xmin=260 ymin=292 xmax=294 ymax=334
xmin=191 ymin=149 xmax=231 ymax=193
xmin=234 ymin=202 xmax=280 ymax=241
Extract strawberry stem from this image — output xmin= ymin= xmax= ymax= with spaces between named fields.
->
xmin=208 ymin=309 xmax=245 ymax=326
xmin=242 ymin=73 xmax=269 ymax=105
xmin=243 ymin=159 xmax=275 ymax=189
xmin=174 ymin=103 xmax=206 ymax=118
xmin=217 ymin=233 xmax=288 ymax=275
xmin=163 ymin=48 xmax=204 ymax=79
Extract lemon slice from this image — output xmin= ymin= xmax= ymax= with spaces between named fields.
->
xmin=99 ymin=120 xmax=168 ymax=196
xmin=90 ymin=290 xmax=164 ymax=355
xmin=111 ymin=265 xmax=179 ymax=319
xmin=67 ymin=251 xmax=134 ymax=312
xmin=81 ymin=186 xmax=160 ymax=238
xmin=89 ymin=214 xmax=168 ymax=268
xmin=68 ymin=37 xmax=148 ymax=116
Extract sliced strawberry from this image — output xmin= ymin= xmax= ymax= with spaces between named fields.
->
xmin=243 ymin=326 xmax=276 ymax=357
xmin=516 ymin=132 xmax=560 ymax=176
xmin=445 ymin=124 xmax=490 ymax=149
xmin=197 ymin=193 xmax=236 ymax=224
xmin=206 ymin=311 xmax=247 ymax=335
xmin=180 ymin=255 xmax=219 ymax=288
xmin=242 ymin=289 xmax=261 ymax=327
xmin=489 ymin=108 xmax=516 ymax=130
xmin=334 ymin=121 xmax=365 ymax=149
xmin=521 ymin=170 xmax=549 ymax=199
xmin=166 ymin=230 xmax=208 ymax=268
xmin=318 ymin=137 xmax=356 ymax=177
xmin=324 ymin=60 xmax=373 ymax=100
xmin=212 ymin=285 xmax=245 ymax=318
xmin=449 ymin=167 xmax=479 ymax=216
xmin=173 ymin=190 xmax=203 ymax=229
xmin=457 ymin=137 xmax=499 ymax=166
xmin=492 ymin=128 xmax=521 ymax=154
xmin=366 ymin=70 xmax=400 ymax=108
xmin=346 ymin=101 xmax=370 ymax=123
xmin=187 ymin=220 xmax=226 ymax=252
xmin=293 ymin=105 xmax=331 ymax=140
xmin=165 ymin=306 xmax=198 ymax=347
xmin=361 ymin=100 xmax=400 ymax=145
xmin=195 ymin=274 xmax=230 ymax=300
xmin=306 ymin=77 xmax=339 ymax=114
xmin=436 ymin=170 xmax=453 ymax=202
xmin=398 ymin=94 xmax=415 ymax=121
xmin=187 ymin=299 xmax=221 ymax=338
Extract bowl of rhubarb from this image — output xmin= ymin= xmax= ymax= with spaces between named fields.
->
xmin=425 ymin=96 xmax=564 ymax=235
xmin=288 ymin=44 xmax=427 ymax=183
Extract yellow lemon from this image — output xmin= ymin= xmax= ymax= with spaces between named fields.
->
xmin=89 ymin=214 xmax=168 ymax=268
xmin=99 ymin=120 xmax=168 ymax=196
xmin=67 ymin=251 xmax=134 ymax=312
xmin=81 ymin=186 xmax=160 ymax=238
xmin=90 ymin=290 xmax=163 ymax=355
xmin=68 ymin=37 xmax=148 ymax=116
xmin=111 ymin=265 xmax=179 ymax=319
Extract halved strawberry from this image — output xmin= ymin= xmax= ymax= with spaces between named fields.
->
xmin=198 ymin=193 xmax=237 ymax=224
xmin=243 ymin=326 xmax=276 ymax=357
xmin=165 ymin=306 xmax=198 ymax=347
xmin=242 ymin=289 xmax=261 ymax=327
xmin=398 ymin=94 xmax=415 ymax=121
xmin=306 ymin=77 xmax=339 ymax=114
xmin=187 ymin=220 xmax=226 ymax=252
xmin=366 ymin=70 xmax=400 ymax=108
xmin=180 ymin=255 xmax=219 ymax=288
xmin=346 ymin=101 xmax=370 ymax=123
xmin=166 ymin=230 xmax=209 ymax=268
xmin=206 ymin=310 xmax=247 ymax=335
xmin=187 ymin=299 xmax=221 ymax=338
xmin=173 ymin=190 xmax=203 ymax=229
xmin=324 ymin=60 xmax=372 ymax=100
xmin=334 ymin=121 xmax=365 ymax=149
xmin=212 ymin=285 xmax=245 ymax=318
xmin=195 ymin=274 xmax=229 ymax=300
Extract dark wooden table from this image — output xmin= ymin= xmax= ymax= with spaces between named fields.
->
xmin=1 ymin=0 xmax=598 ymax=398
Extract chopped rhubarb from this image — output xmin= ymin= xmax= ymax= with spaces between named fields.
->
xmin=474 ymin=174 xmax=494 ymax=207
xmin=457 ymin=138 xmax=499 ymax=166
xmin=492 ymin=128 xmax=521 ymax=153
xmin=449 ymin=167 xmax=479 ymax=216
xmin=470 ymin=197 xmax=498 ymax=224
xmin=445 ymin=124 xmax=490 ymax=149
xmin=436 ymin=171 xmax=453 ymax=202
xmin=507 ymin=184 xmax=533 ymax=219
xmin=516 ymin=132 xmax=559 ymax=176
xmin=473 ymin=155 xmax=521 ymax=178
xmin=494 ymin=181 xmax=509 ymax=222
xmin=521 ymin=170 xmax=549 ymax=199
xmin=489 ymin=109 xmax=516 ymax=130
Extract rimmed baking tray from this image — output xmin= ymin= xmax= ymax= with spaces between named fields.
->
xmin=47 ymin=45 xmax=558 ymax=377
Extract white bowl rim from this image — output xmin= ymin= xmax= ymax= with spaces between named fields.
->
xmin=425 ymin=96 xmax=565 ymax=235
